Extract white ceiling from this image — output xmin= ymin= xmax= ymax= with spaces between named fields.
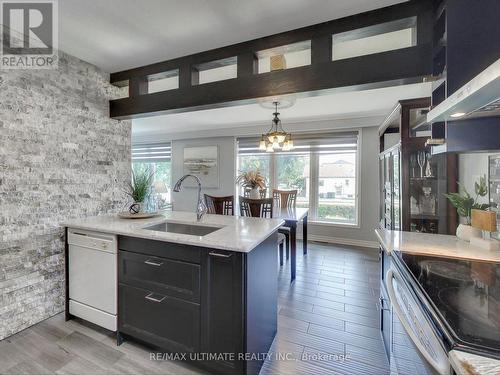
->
xmin=132 ymin=82 xmax=432 ymax=137
xmin=59 ymin=0 xmax=407 ymax=72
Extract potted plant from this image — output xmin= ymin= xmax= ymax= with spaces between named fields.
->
xmin=445 ymin=175 xmax=490 ymax=241
xmin=125 ymin=167 xmax=155 ymax=214
xmin=236 ymin=170 xmax=266 ymax=199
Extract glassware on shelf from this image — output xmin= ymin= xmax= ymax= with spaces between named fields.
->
xmin=417 ymin=151 xmax=426 ymax=178
xmin=425 ymin=152 xmax=433 ymax=178
xmin=410 ymin=154 xmax=417 ymax=178
xmin=411 ymin=196 xmax=420 ymax=214
xmin=420 ymin=187 xmax=436 ymax=215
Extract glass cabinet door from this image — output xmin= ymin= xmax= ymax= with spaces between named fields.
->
xmin=408 ymin=146 xmax=447 ymax=234
xmin=392 ymin=149 xmax=401 ymax=230
xmin=384 ymin=153 xmax=392 ymax=229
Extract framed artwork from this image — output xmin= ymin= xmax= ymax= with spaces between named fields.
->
xmin=183 ymin=146 xmax=219 ymax=188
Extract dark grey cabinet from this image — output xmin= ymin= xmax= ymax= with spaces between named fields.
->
xmin=119 ymin=283 xmax=200 ymax=353
xmin=117 ymin=233 xmax=278 ymax=375
xmin=201 ymin=250 xmax=244 ymax=374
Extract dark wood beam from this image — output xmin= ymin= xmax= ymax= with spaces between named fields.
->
xmin=110 ymin=0 xmax=433 ymax=119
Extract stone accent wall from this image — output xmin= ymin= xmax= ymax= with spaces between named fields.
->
xmin=0 ymin=52 xmax=131 ymax=339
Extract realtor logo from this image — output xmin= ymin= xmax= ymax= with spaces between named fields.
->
xmin=1 ymin=0 xmax=58 ymax=69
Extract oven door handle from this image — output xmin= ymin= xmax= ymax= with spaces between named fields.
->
xmin=386 ymin=269 xmax=450 ymax=375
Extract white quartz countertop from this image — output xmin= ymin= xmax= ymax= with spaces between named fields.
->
xmin=450 ymin=350 xmax=500 ymax=375
xmin=375 ymin=228 xmax=500 ymax=263
xmin=62 ymin=211 xmax=284 ymax=253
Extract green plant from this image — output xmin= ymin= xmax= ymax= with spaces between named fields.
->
xmin=125 ymin=167 xmax=155 ymax=203
xmin=236 ymin=170 xmax=266 ymax=189
xmin=444 ymin=175 xmax=489 ymax=224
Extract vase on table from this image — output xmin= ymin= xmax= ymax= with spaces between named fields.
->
xmin=249 ymin=187 xmax=260 ymax=199
xmin=456 ymin=224 xmax=481 ymax=242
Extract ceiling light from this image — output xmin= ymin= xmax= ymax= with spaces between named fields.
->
xmin=261 ymin=101 xmax=293 ymax=153
xmin=450 ymin=112 xmax=466 ymax=118
xmin=259 ymin=136 xmax=267 ymax=151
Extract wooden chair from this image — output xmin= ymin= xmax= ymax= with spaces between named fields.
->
xmin=239 ymin=196 xmax=288 ymax=266
xmin=204 ymin=194 xmax=234 ymax=215
xmin=272 ymin=189 xmax=298 ymax=262
xmin=273 ymin=189 xmax=297 ymax=207
xmin=243 ymin=187 xmax=267 ymax=198
xmin=259 ymin=188 xmax=267 ymax=198
xmin=239 ymin=196 xmax=273 ymax=218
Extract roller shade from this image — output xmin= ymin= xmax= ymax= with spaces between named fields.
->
xmin=132 ymin=142 xmax=171 ymax=163
xmin=237 ymin=131 xmax=358 ymax=154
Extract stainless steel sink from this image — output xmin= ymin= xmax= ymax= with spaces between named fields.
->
xmin=143 ymin=222 xmax=221 ymax=236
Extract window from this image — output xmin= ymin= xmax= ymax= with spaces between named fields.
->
xmin=237 ymin=132 xmax=359 ymax=225
xmin=147 ymin=69 xmax=179 ymax=93
xmin=256 ymin=40 xmax=311 ymax=74
xmin=132 ymin=143 xmax=172 ymax=208
xmin=237 ymin=153 xmax=271 ymax=196
xmin=332 ymin=17 xmax=417 ymax=61
xmin=193 ymin=57 xmax=238 ymax=85
xmin=317 ymin=152 xmax=357 ymax=224
xmin=276 ymin=153 xmax=309 ymax=208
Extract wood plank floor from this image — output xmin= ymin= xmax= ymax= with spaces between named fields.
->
xmin=0 ymin=241 xmax=389 ymax=375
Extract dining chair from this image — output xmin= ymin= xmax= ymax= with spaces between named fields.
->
xmin=239 ymin=196 xmax=288 ymax=266
xmin=272 ymin=189 xmax=298 ymax=262
xmin=259 ymin=188 xmax=267 ymax=198
xmin=204 ymin=194 xmax=234 ymax=215
xmin=243 ymin=187 xmax=267 ymax=199
xmin=273 ymin=189 xmax=297 ymax=207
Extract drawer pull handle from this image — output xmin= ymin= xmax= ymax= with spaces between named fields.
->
xmin=145 ymin=293 xmax=166 ymax=303
xmin=144 ymin=259 xmax=163 ymax=267
xmin=379 ymin=296 xmax=390 ymax=311
xmin=209 ymin=251 xmax=232 ymax=258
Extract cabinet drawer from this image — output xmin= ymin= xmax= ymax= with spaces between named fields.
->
xmin=119 ymin=284 xmax=200 ymax=353
xmin=119 ymin=251 xmax=200 ymax=303
xmin=119 ymin=236 xmax=201 ymax=263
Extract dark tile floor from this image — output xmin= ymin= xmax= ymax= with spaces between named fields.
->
xmin=0 ymin=241 xmax=390 ymax=375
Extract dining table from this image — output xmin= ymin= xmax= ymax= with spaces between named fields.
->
xmin=273 ymin=206 xmax=309 ymax=282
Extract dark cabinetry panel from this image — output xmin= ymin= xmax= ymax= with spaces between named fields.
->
xmin=119 ymin=283 xmax=200 ymax=353
xmin=446 ymin=0 xmax=500 ymax=95
xmin=201 ymin=250 xmax=244 ymax=375
xmin=119 ymin=235 xmax=201 ymax=263
xmin=118 ymin=234 xmax=278 ymax=375
xmin=119 ymin=250 xmax=200 ymax=303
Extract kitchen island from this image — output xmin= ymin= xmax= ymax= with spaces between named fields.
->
xmin=63 ymin=211 xmax=284 ymax=375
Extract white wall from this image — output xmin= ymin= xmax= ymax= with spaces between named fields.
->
xmin=458 ymin=153 xmax=491 ymax=207
xmin=171 ymin=137 xmax=237 ymax=211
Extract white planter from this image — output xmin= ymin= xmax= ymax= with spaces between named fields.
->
xmin=249 ymin=188 xmax=260 ymax=199
xmin=456 ymin=224 xmax=482 ymax=242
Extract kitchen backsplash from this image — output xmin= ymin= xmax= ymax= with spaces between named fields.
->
xmin=0 ymin=52 xmax=131 ymax=339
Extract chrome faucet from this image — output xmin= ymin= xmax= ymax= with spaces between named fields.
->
xmin=173 ymin=174 xmax=207 ymax=221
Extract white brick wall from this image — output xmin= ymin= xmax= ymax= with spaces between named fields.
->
xmin=0 ymin=52 xmax=131 ymax=339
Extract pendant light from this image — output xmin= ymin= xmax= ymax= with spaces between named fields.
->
xmin=261 ymin=101 xmax=293 ymax=152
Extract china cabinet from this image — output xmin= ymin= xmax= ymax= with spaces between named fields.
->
xmin=379 ymin=98 xmax=457 ymax=234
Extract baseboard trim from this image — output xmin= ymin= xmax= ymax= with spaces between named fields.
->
xmin=298 ymin=233 xmax=378 ymax=249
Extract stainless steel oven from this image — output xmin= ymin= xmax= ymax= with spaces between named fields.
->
xmin=386 ymin=260 xmax=452 ymax=375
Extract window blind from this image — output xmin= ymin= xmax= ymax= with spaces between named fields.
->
xmin=237 ymin=131 xmax=358 ymax=154
xmin=132 ymin=142 xmax=171 ymax=163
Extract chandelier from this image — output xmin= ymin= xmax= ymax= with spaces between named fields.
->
xmin=259 ymin=101 xmax=294 ymax=152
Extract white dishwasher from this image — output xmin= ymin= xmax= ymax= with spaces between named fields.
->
xmin=68 ymin=229 xmax=117 ymax=331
